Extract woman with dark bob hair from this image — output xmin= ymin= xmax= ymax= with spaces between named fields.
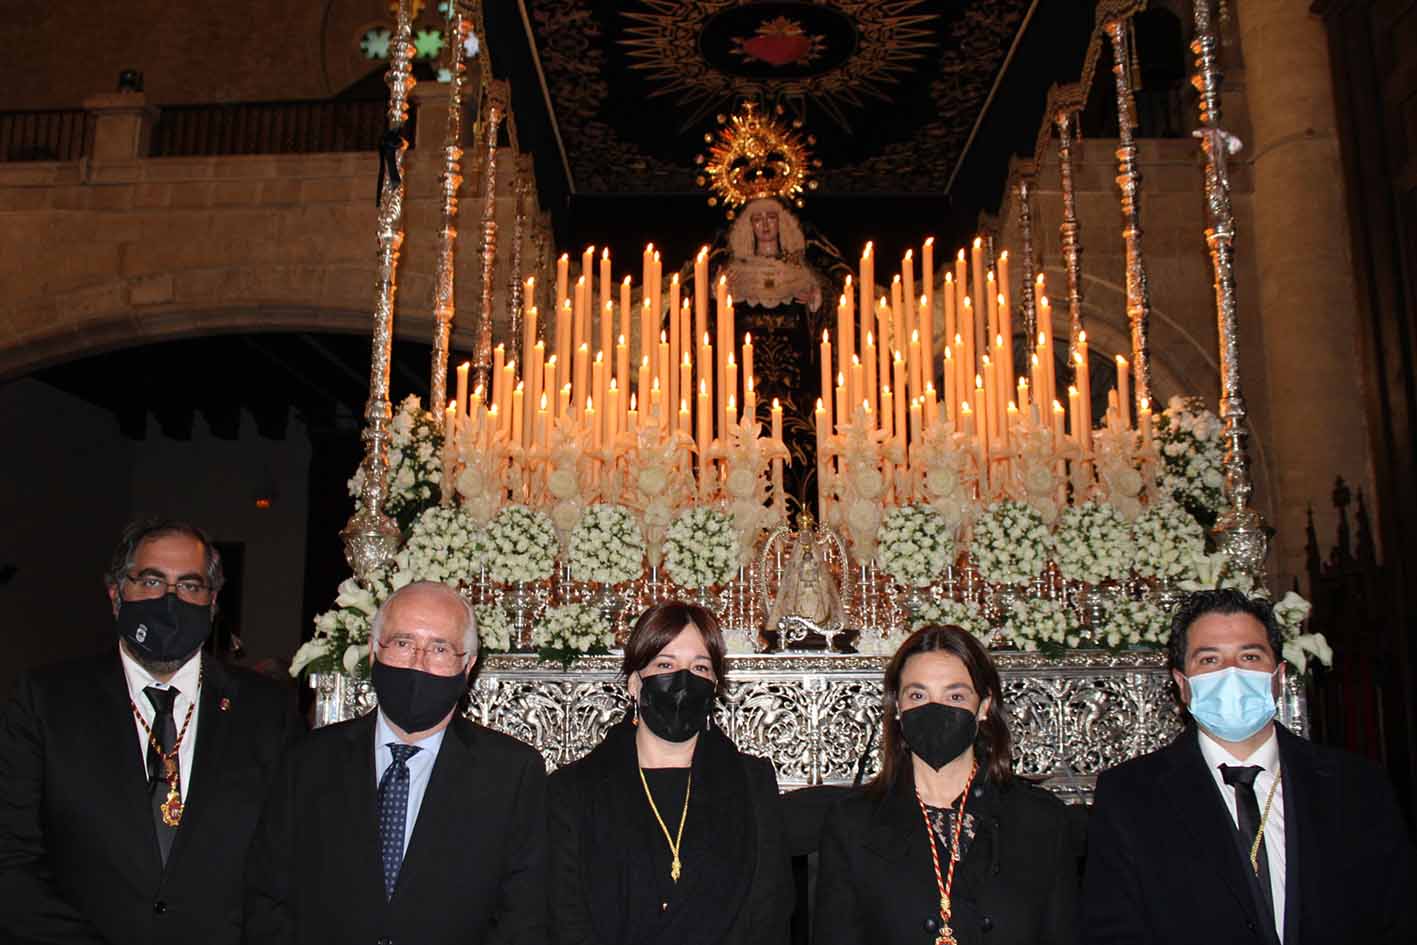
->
xmin=547 ymin=601 xmax=793 ymax=945
xmin=814 ymin=625 xmax=1080 ymax=945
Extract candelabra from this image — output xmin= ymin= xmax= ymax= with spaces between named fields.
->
xmin=1191 ymin=0 xmax=1268 ymax=579
xmin=428 ymin=11 xmax=470 ymax=416
xmin=1051 ymin=85 xmax=1087 ymax=366
xmin=472 ymin=80 xmax=510 ymax=397
xmin=1012 ymin=161 xmax=1040 ymax=343
xmin=341 ymin=0 xmax=415 ymax=580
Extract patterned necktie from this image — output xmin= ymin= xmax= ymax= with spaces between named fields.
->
xmin=377 ymin=743 xmax=422 ymax=900
xmin=1220 ymin=764 xmax=1276 ymax=926
xmin=144 ymin=686 xmax=179 ymax=864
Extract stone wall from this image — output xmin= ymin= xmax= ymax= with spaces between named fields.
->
xmin=0 ymin=91 xmax=545 ymax=381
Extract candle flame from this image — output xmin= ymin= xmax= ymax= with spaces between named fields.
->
xmin=727 ymin=353 xmax=736 ymax=367
xmin=962 ymin=296 xmax=972 ymax=309
xmin=864 ymin=241 xmax=873 ymax=257
xmin=773 ymin=397 xmax=781 ymax=409
xmin=982 ymin=354 xmax=992 ymax=367
xmin=586 ymin=397 xmax=593 ymax=411
xmin=911 ymin=329 xmax=920 ymax=343
xmin=892 ymin=274 xmax=900 ymax=285
xmin=1053 ymin=400 xmax=1064 ymax=412
xmin=1075 ymin=351 xmax=1085 ymax=365
xmin=1079 ymin=329 xmax=1088 ymax=343
xmin=652 ymin=377 xmax=660 ymax=392
xmin=681 ymin=399 xmax=689 ymax=412
xmin=623 ymin=275 xmax=631 ymax=286
xmin=954 ymin=333 xmax=963 ymax=345
xmin=1116 ymin=354 xmax=1128 ymax=365
xmin=882 ymin=384 xmax=891 ymax=395
xmin=845 ymin=274 xmax=854 ymax=287
xmin=641 ymin=355 xmax=650 ymax=366
xmin=823 ymin=329 xmax=830 ymax=343
xmin=944 ymin=347 xmax=953 ymax=361
xmin=744 ymin=332 xmax=752 ymax=345
xmin=925 ymin=382 xmax=936 ymax=394
xmin=703 ymin=332 xmax=711 ymax=346
xmin=945 ymin=272 xmax=953 ymax=284
xmin=563 ymin=299 xmax=572 ymax=311
xmin=997 ymin=293 xmax=1006 ymax=307
xmin=516 ymin=380 xmax=524 ymax=392
xmin=957 ymin=249 xmax=966 ymax=262
xmin=1039 ymin=295 xmax=1050 ymax=309
xmin=630 ymin=393 xmax=638 ymax=409
xmin=718 ymin=274 xmax=727 ymax=286
xmin=594 ymin=351 xmax=603 ymax=363
xmin=577 ymin=275 xmax=585 ymax=286
xmin=999 ymin=250 xmax=1008 ymax=261
xmin=539 ymin=393 xmax=548 ymax=409
xmin=837 ymin=372 xmax=846 ymax=386
xmin=925 ymin=236 xmax=934 ymax=248
xmin=1031 ymin=353 xmax=1040 ymax=366
xmin=660 ymin=330 xmax=667 ymax=343
xmin=866 ymin=331 xmax=875 ymax=345
xmin=683 ymin=352 xmax=692 ymax=366
xmin=995 ymin=334 xmax=1004 ymax=347
xmin=976 ymin=374 xmax=984 ymax=387
xmin=609 ymin=377 xmax=618 ymax=391
xmin=987 ymin=271 xmax=995 ymax=283
xmin=699 ymin=379 xmax=707 ymax=394
xmin=727 ymin=395 xmax=736 ymax=409
xmin=905 ymin=249 xmax=913 ymax=261
xmin=579 ymin=342 xmax=589 ymax=352
xmin=962 ymin=401 xmax=972 ymax=413
xmin=653 ymin=251 xmax=660 ymax=262
xmin=1008 ymin=401 xmax=1018 ymax=412
xmin=1068 ymin=385 xmax=1079 ymax=395
xmin=973 ymin=236 xmax=982 ymax=249
xmin=698 ymin=246 xmax=708 ymax=260
xmin=816 ymin=398 xmax=824 ymax=411
xmin=746 ymin=376 xmax=754 ymax=393
xmin=560 ymin=253 xmax=569 ymax=262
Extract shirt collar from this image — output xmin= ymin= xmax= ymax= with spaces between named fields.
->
xmin=374 ymin=709 xmax=449 ymax=756
xmin=118 ymin=644 xmax=203 ymax=700
xmin=1197 ymin=725 xmax=1280 ymax=774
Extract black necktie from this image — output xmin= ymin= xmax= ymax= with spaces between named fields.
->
xmin=143 ymin=686 xmax=180 ymax=864
xmin=377 ymin=744 xmax=422 ymax=900
xmin=1220 ymin=764 xmax=1275 ymax=928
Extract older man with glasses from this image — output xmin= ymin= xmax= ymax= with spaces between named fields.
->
xmin=244 ymin=580 xmax=548 ymax=945
xmin=0 ymin=517 xmax=303 ymax=945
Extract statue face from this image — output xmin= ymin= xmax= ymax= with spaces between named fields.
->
xmin=750 ymin=209 xmax=780 ymax=246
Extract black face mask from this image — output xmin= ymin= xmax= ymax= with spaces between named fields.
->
xmin=115 ymin=593 xmax=212 ymax=664
xmin=371 ymin=659 xmax=468 ymax=734
xmin=899 ymin=702 xmax=979 ymax=771
xmin=637 ymin=669 xmax=717 ymax=743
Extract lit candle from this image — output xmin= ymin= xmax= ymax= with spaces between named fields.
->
xmin=599 ymin=247 xmax=611 ymax=325
xmin=985 ymin=271 xmax=999 ymax=353
xmin=592 ymin=352 xmax=606 ymax=442
xmin=574 ymin=275 xmax=587 ymax=357
xmin=1039 ymin=295 xmax=1055 ymax=408
xmin=651 ymin=251 xmax=662 ymax=335
xmin=1139 ymin=397 xmax=1153 ymax=450
xmin=909 ymin=397 xmax=923 ymax=460
xmin=994 ymin=333 xmax=1007 ymax=442
xmin=814 ymin=398 xmax=827 ymax=522
xmin=820 ymin=330 xmax=833 ymax=435
xmin=771 ymin=397 xmax=784 ymax=505
xmin=1068 ymin=385 xmax=1083 ymax=446
xmin=876 ymin=298 xmax=892 ymax=415
xmin=638 ymin=354 xmax=651 ymax=428
xmin=587 ymin=396 xmax=598 ymax=450
xmin=835 ymin=374 xmax=848 ymax=435
xmin=657 ymin=329 xmax=670 ymax=400
xmin=863 ymin=332 xmax=877 ymax=423
xmin=924 ymin=381 xmax=938 ymax=428
xmin=971 ymin=237 xmax=986 ymax=335
xmin=455 ymin=361 xmax=470 ymax=420
xmin=982 ymin=356 xmax=997 ymax=449
xmin=640 ymin=297 xmax=653 ymax=384
xmin=628 ymin=392 xmax=638 ymax=437
xmin=943 ymin=347 xmax=956 ymax=425
xmin=741 ymin=332 xmax=754 ymax=393
xmin=918 ymin=293 xmax=931 ymax=391
xmin=921 ymin=238 xmax=934 ymax=363
xmin=615 ymin=335 xmax=629 ymax=428
xmin=600 ymin=300 xmax=615 ymax=394
xmin=725 ymin=352 xmax=737 ymax=427
xmin=668 ymin=275 xmax=681 ymax=421
xmin=954 ymin=249 xmax=968 ymax=322
xmin=1076 ymin=330 xmax=1092 ymax=448
xmin=1052 ymin=399 xmax=1066 ymax=445
xmin=650 ymin=377 xmax=663 ymax=434
xmin=482 ymin=404 xmax=496 ymax=450
xmin=558 ymin=383 xmax=570 ymax=422
xmin=679 ymin=352 xmax=692 ymax=434
xmin=694 ymin=247 xmax=709 ymax=362
xmin=557 ymin=298 xmax=573 ymax=388
xmin=620 ymin=276 xmax=632 ymax=353
xmin=725 ymin=394 xmax=737 ymax=433
xmin=890 ymin=277 xmax=904 ymax=366
xmin=880 ymin=385 xmax=894 ymax=439
xmin=699 ymin=332 xmax=714 ymax=444
xmin=892 ymin=351 xmax=907 ymax=448
xmin=975 ymin=372 xmax=990 ymax=460
xmin=696 ymin=379 xmax=710 ymax=489
xmin=536 ymin=393 xmax=548 ymax=449
xmin=607 ymin=378 xmax=620 ymax=444
xmin=556 ymin=253 xmax=570 ymax=318
xmin=943 ymin=273 xmax=956 ymax=376
xmin=902 ymin=248 xmax=915 ymax=334
xmin=744 ymin=375 xmax=757 ymax=424
xmin=444 ymin=400 xmax=456 ymax=442
xmin=1115 ymin=355 xmax=1131 ymax=429
xmin=908 ymin=329 xmax=923 ymax=403
xmin=511 ymin=382 xmax=525 ymax=447
xmin=574 ymin=343 xmax=590 ymax=419
xmin=859 ymin=242 xmax=874 ymax=359
xmin=960 ymin=297 xmax=975 ymax=400
xmin=491 ymin=343 xmax=505 ymax=417
xmin=838 ymin=278 xmax=854 ymax=380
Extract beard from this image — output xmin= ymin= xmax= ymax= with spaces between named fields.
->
xmin=120 ymin=638 xmax=200 ymax=679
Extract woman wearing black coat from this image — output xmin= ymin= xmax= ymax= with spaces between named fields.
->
xmin=548 ymin=601 xmax=793 ymax=945
xmin=814 ymin=625 xmax=1080 ymax=945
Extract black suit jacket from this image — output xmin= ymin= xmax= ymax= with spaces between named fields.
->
xmin=546 ymin=718 xmax=794 ymax=945
xmin=243 ymin=711 xmax=547 ymax=945
xmin=0 ymin=651 xmax=301 ymax=945
xmin=1081 ymin=724 xmax=1415 ymax=944
xmin=814 ymin=770 xmax=1080 ymax=945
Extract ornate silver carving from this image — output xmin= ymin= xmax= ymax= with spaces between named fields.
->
xmin=1014 ymin=164 xmax=1039 ymax=343
xmin=1051 ymin=85 xmax=1087 ymax=365
xmin=1104 ymin=7 xmax=1153 ymax=415
xmin=471 ymin=80 xmax=509 ymax=397
xmin=311 ymin=653 xmax=1307 ymax=801
xmin=428 ymin=11 xmax=469 ymax=415
xmin=1190 ymin=0 xmax=1269 ymax=579
xmin=341 ymin=0 xmax=416 ymax=580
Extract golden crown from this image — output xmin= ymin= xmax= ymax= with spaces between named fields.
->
xmin=695 ymin=102 xmax=820 ymax=218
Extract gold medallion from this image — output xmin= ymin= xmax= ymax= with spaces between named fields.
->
xmin=160 ymin=786 xmax=184 ymax=827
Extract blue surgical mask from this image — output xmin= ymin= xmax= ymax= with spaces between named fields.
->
xmin=1185 ymin=666 xmax=1278 ymax=742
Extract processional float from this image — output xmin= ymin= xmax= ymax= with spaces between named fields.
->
xmin=311 ymin=0 xmax=1317 ymax=796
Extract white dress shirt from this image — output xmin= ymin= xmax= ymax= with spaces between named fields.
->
xmin=119 ymin=645 xmax=202 ymax=801
xmin=373 ymin=711 xmax=447 ymax=858
xmin=1198 ymin=727 xmax=1287 ymax=941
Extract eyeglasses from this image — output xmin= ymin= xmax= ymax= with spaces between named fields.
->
xmin=124 ymin=573 xmax=212 ymax=603
xmin=376 ymin=636 xmax=467 ymax=672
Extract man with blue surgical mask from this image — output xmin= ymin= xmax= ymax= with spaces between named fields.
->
xmin=1081 ymin=588 xmax=1413 ymax=945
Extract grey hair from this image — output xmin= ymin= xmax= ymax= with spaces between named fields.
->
xmin=370 ymin=581 xmax=479 ymax=663
xmin=106 ymin=518 xmax=224 ymax=594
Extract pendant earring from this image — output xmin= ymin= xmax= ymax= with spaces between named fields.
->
xmin=632 ymin=700 xmax=639 ymax=726
xmin=706 ymin=712 xmax=713 ymax=732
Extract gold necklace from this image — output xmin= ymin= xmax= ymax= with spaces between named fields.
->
xmin=1250 ymin=769 xmax=1283 ymax=874
xmin=129 ymin=667 xmax=202 ymax=827
xmin=915 ymin=760 xmax=978 ymax=945
xmin=639 ymin=766 xmax=692 ymax=882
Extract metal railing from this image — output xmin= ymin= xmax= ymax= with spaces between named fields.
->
xmin=0 ymin=110 xmax=93 ymax=162
xmin=148 ymin=99 xmax=409 ymax=157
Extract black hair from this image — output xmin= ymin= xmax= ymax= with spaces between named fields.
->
xmin=106 ymin=518 xmax=224 ymax=594
xmin=1166 ymin=588 xmax=1283 ymax=672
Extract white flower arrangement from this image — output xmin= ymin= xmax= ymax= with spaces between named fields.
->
xmin=1098 ymin=597 xmax=1169 ymax=648
xmin=568 ymin=504 xmax=646 ymax=585
xmin=395 ymin=505 xmax=488 ymax=585
xmin=486 ymin=504 xmax=559 ymax=584
xmin=877 ymin=504 xmax=955 ymax=587
xmin=1154 ymin=396 xmax=1224 ymax=524
xmin=1000 ymin=597 xmax=1079 ymax=652
xmin=910 ymin=597 xmax=992 ymax=641
xmin=1053 ymin=502 xmax=1134 ymax=584
xmin=971 ymin=501 xmax=1053 ymax=585
xmin=1131 ymin=499 xmax=1207 ymax=581
xmin=289 ymin=574 xmax=388 ymax=677
xmin=664 ymin=507 xmax=740 ymax=589
xmin=532 ymin=602 xmax=616 ymax=667
xmin=1274 ymin=590 xmax=1332 ymax=674
xmin=348 ymin=394 xmax=444 ymax=529
xmin=474 ymin=603 xmax=514 ymax=653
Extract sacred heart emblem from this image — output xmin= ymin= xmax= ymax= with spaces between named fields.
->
xmin=735 ymin=16 xmax=820 ymax=68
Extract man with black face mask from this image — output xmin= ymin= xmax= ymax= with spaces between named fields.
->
xmin=244 ymin=580 xmax=548 ymax=945
xmin=0 ymin=518 xmax=302 ymax=945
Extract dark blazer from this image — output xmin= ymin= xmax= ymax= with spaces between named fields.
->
xmin=1081 ymin=724 xmax=1415 ymax=945
xmin=546 ymin=718 xmax=793 ymax=945
xmin=243 ymin=711 xmax=547 ymax=945
xmin=0 ymin=651 xmax=301 ymax=945
xmin=814 ymin=769 xmax=1080 ymax=945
